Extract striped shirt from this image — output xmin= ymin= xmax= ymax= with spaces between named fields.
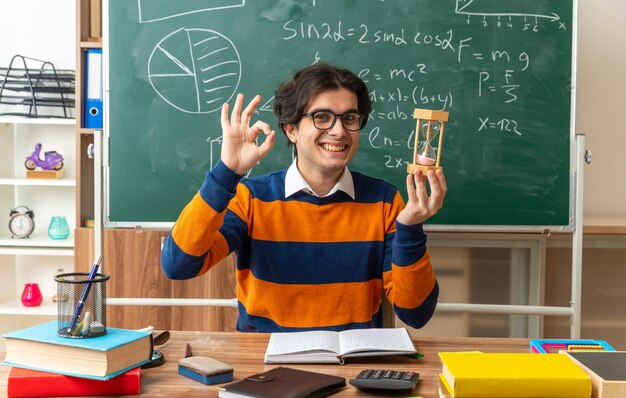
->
xmin=161 ymin=160 xmax=439 ymax=332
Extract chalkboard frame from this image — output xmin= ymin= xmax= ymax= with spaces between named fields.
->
xmin=102 ymin=0 xmax=578 ymax=231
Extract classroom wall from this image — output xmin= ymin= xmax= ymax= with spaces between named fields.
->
xmin=577 ymin=0 xmax=626 ymax=217
xmin=0 ymin=0 xmax=75 ymax=70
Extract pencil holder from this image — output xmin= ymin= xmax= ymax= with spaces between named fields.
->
xmin=54 ymin=272 xmax=110 ymax=338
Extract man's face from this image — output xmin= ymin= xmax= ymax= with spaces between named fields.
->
xmin=285 ymin=88 xmax=361 ymax=178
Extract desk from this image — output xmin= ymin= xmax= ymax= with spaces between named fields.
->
xmin=0 ymin=332 xmax=530 ymax=397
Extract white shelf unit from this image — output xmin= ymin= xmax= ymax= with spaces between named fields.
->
xmin=0 ymin=117 xmax=75 ymax=324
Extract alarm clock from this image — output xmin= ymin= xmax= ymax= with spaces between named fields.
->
xmin=8 ymin=206 xmax=35 ymax=238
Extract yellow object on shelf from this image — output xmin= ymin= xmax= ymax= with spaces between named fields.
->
xmin=26 ymin=170 xmax=64 ymax=179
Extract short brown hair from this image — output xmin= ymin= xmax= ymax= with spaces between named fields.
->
xmin=273 ymin=63 xmax=371 ymax=149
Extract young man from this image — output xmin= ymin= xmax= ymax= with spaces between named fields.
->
xmin=161 ymin=63 xmax=447 ymax=332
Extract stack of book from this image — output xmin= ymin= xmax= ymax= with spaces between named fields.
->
xmin=2 ymin=321 xmax=151 ymax=397
xmin=437 ymin=352 xmax=592 ymax=398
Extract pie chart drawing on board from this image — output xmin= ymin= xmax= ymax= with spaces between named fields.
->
xmin=148 ymin=27 xmax=241 ymax=114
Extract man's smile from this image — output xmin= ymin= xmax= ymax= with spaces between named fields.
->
xmin=321 ymin=143 xmax=347 ymax=152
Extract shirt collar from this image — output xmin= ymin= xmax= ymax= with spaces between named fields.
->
xmin=285 ymin=158 xmax=355 ymax=199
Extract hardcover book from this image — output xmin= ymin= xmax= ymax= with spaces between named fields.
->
xmin=565 ymin=351 xmax=626 ymax=398
xmin=7 ymin=366 xmax=141 ymax=397
xmin=438 ymin=352 xmax=591 ymax=397
xmin=218 ymin=366 xmax=346 ymax=398
xmin=264 ymin=328 xmax=416 ymax=364
xmin=2 ymin=321 xmax=151 ymax=380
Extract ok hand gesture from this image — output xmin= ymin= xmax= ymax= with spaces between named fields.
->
xmin=220 ymin=94 xmax=276 ymax=175
xmin=396 ymin=169 xmax=447 ymax=225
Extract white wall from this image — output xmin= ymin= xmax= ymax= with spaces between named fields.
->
xmin=577 ymin=0 xmax=626 ymax=217
xmin=0 ymin=0 xmax=75 ymax=117
xmin=0 ymin=0 xmax=75 ymax=69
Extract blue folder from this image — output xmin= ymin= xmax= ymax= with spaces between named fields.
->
xmin=84 ymin=48 xmax=103 ymax=128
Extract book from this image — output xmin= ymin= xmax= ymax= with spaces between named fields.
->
xmin=438 ymin=352 xmax=592 ymax=397
xmin=264 ymin=328 xmax=417 ymax=364
xmin=564 ymin=351 xmax=626 ymax=398
xmin=438 ymin=373 xmax=453 ymax=398
xmin=2 ymin=321 xmax=151 ymax=380
xmin=217 ymin=366 xmax=346 ymax=398
xmin=7 ymin=366 xmax=141 ymax=397
xmin=530 ymin=338 xmax=615 ymax=353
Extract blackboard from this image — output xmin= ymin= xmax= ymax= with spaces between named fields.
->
xmin=106 ymin=0 xmax=575 ymax=228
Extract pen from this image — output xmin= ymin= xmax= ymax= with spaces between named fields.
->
xmin=67 ymin=254 xmax=102 ymax=334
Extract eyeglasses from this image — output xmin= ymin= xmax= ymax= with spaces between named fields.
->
xmin=302 ymin=110 xmax=364 ymax=131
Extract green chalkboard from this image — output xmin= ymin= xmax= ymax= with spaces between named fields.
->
xmin=107 ymin=0 xmax=574 ymax=227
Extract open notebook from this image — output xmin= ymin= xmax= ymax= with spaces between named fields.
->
xmin=264 ymin=328 xmax=417 ymax=364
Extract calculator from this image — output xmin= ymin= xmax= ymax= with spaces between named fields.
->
xmin=349 ymin=369 xmax=419 ymax=392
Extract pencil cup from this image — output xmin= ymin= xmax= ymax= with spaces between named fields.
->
xmin=54 ymin=272 xmax=110 ymax=338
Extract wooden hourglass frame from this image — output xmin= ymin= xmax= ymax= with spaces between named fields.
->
xmin=407 ymin=108 xmax=449 ymax=175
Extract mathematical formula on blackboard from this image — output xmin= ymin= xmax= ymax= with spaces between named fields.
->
xmin=108 ymin=0 xmax=574 ymax=226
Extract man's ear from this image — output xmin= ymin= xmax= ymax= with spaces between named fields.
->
xmin=284 ymin=124 xmax=297 ymax=144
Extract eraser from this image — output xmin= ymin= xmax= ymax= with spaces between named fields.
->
xmin=178 ymin=356 xmax=234 ymax=385
xmin=89 ymin=321 xmax=105 ymax=334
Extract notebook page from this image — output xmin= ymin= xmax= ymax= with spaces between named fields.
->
xmin=338 ymin=328 xmax=415 ymax=355
xmin=266 ymin=331 xmax=340 ymax=355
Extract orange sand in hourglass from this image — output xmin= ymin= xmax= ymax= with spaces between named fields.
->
xmin=407 ymin=108 xmax=449 ymax=175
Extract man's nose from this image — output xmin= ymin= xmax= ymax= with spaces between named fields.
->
xmin=328 ymin=117 xmax=348 ymax=136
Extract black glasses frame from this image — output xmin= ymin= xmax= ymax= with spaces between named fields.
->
xmin=301 ymin=110 xmax=365 ymax=131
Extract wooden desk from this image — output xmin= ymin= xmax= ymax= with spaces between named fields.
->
xmin=0 ymin=332 xmax=530 ymax=397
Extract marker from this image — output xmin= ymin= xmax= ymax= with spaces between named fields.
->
xmin=67 ymin=254 xmax=102 ymax=334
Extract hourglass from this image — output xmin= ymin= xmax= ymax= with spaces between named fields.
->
xmin=407 ymin=108 xmax=449 ymax=175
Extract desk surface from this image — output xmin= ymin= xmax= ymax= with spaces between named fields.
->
xmin=0 ymin=331 xmax=530 ymax=397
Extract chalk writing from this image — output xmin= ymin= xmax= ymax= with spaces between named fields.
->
xmin=477 ymin=116 xmax=523 ymax=136
xmin=108 ymin=0 xmax=574 ymax=226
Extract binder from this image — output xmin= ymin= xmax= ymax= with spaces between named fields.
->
xmin=84 ymin=48 xmax=103 ymax=128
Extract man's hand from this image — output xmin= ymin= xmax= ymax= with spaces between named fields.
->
xmin=220 ymin=94 xmax=276 ymax=175
xmin=396 ymin=169 xmax=447 ymax=225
